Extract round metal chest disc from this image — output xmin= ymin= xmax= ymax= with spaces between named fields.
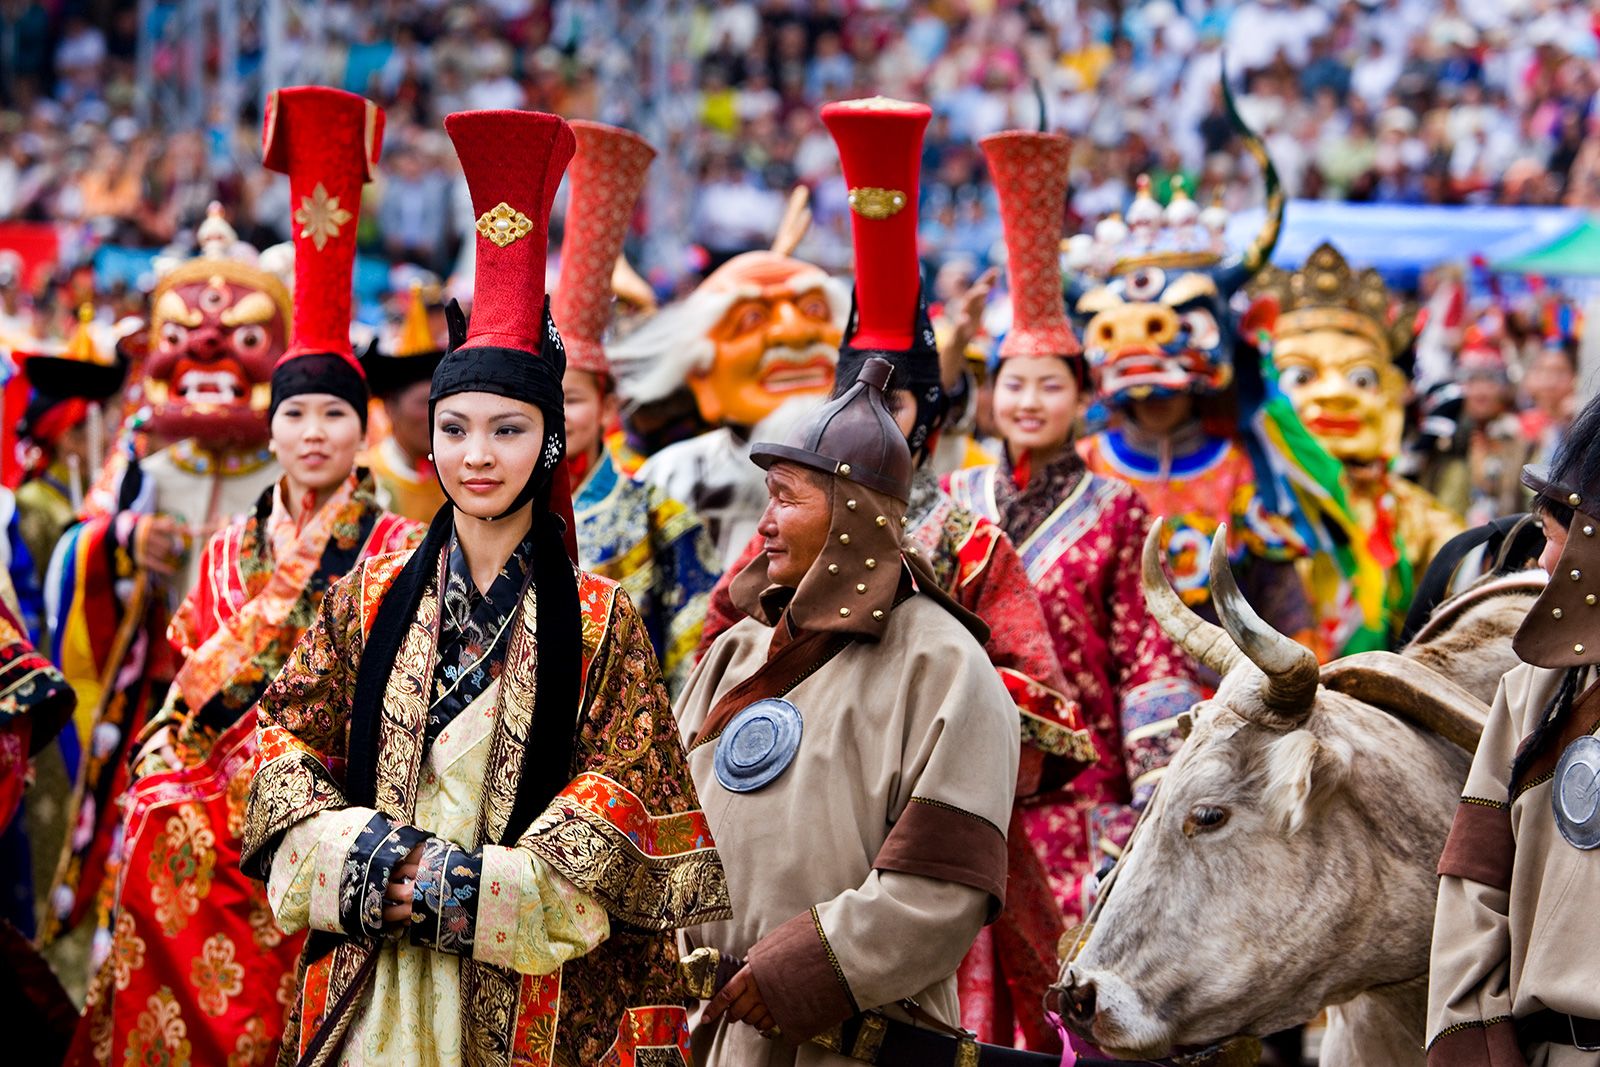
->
xmin=1553 ymin=734 xmax=1600 ymax=849
xmin=714 ymin=698 xmax=803 ymax=794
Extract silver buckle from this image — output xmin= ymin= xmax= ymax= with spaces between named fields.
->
xmin=1572 ymin=1014 xmax=1600 ymax=1052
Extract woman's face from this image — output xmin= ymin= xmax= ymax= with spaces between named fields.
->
xmin=270 ymin=393 xmax=365 ymax=497
xmin=561 ymin=367 xmax=617 ymax=466
xmin=992 ymin=356 xmax=1084 ymax=456
xmin=432 ymin=391 xmax=547 ymax=521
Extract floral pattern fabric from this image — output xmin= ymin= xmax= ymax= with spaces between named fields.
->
xmin=945 ymin=451 xmax=1202 ymax=922
xmin=63 ymin=475 xmax=422 ymax=1067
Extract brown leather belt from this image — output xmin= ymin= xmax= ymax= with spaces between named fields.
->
xmin=1521 ymin=1009 xmax=1600 ymax=1050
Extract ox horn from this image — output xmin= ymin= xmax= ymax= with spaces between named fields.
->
xmin=1208 ymin=525 xmax=1320 ymax=720
xmin=1140 ymin=520 xmax=1240 ymax=677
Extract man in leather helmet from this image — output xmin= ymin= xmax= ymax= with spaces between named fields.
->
xmin=1427 ymin=389 xmax=1600 ymax=1065
xmin=672 ymin=97 xmax=1022 ymax=1067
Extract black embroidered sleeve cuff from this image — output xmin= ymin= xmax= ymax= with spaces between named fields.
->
xmin=408 ymin=836 xmax=484 ymax=955
xmin=338 ymin=812 xmax=428 ymax=940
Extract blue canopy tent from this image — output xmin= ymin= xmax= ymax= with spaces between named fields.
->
xmin=1224 ymin=200 xmax=1586 ymax=292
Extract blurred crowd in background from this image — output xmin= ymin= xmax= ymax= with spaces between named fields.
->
xmin=0 ymin=0 xmax=1595 ymax=470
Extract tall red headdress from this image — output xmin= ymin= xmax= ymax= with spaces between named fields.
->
xmin=981 ymin=131 xmax=1081 ymax=359
xmin=440 ymin=109 xmax=578 ymax=557
xmin=445 ymin=109 xmax=574 ymax=354
xmin=552 ymin=121 xmax=656 ymax=377
xmin=262 ymin=86 xmax=383 ymax=362
xmin=820 ymin=97 xmax=931 ymax=351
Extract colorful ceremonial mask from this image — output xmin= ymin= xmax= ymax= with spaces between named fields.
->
xmin=1252 ymin=241 xmax=1462 ymax=651
xmin=685 ymin=250 xmax=841 ymax=428
xmin=1253 ymin=241 xmax=1410 ymax=468
xmin=1070 ymin=172 xmax=1279 ymax=404
xmin=143 ymin=203 xmax=292 ymax=448
xmin=552 ymin=119 xmax=656 ymax=377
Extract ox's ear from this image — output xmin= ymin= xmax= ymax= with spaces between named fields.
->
xmin=1261 ymin=730 xmax=1351 ymax=835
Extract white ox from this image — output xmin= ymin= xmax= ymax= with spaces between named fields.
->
xmin=1055 ymin=526 xmax=1543 ymax=1067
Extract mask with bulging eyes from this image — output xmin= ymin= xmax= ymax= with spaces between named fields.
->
xmin=143 ymin=264 xmax=291 ymax=448
xmin=1075 ymin=267 xmax=1235 ymax=404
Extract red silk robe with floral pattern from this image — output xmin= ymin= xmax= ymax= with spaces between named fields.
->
xmin=945 ymin=454 xmax=1201 ymax=922
xmin=67 ymin=475 xmax=421 ymax=1067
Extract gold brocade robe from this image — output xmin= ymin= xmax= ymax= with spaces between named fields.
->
xmin=242 ymin=550 xmax=730 ymax=1066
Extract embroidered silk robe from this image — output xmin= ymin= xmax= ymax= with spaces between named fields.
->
xmin=67 ymin=472 xmax=422 ymax=1067
xmin=1079 ymin=424 xmax=1314 ymax=658
xmin=574 ymin=449 xmax=721 ymax=698
xmin=677 ymin=587 xmax=1021 ymax=1066
xmin=696 ymin=469 xmax=1092 ymax=1047
xmin=242 ymin=545 xmax=729 ymax=1067
xmin=43 ymin=440 xmax=281 ymax=946
xmin=945 ymin=452 xmax=1203 ymax=920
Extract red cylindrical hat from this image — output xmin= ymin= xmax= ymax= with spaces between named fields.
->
xmin=444 ymin=110 xmax=575 ymax=354
xmin=552 ymin=121 xmax=656 ymax=376
xmin=981 ymin=131 xmax=1081 ymax=359
xmin=262 ymin=86 xmax=383 ymax=363
xmin=821 ymin=97 xmax=931 ymax=351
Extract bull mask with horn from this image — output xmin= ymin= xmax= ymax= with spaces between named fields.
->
xmin=1067 ymin=74 xmax=1284 ymax=405
xmin=1143 ymin=520 xmax=1487 ymax=749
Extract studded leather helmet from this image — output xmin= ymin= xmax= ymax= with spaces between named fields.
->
xmin=750 ymin=356 xmax=912 ymax=503
xmin=736 ymin=356 xmax=914 ymax=639
xmin=1515 ymin=461 xmax=1600 ymax=668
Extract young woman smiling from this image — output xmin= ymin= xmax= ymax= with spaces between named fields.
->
xmin=944 ymin=129 xmax=1201 ymax=931
xmin=240 ymin=108 xmax=725 ymax=1067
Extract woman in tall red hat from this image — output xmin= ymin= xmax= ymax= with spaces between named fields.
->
xmin=945 ymin=131 xmax=1201 ymax=925
xmin=66 ymin=86 xmax=424 ymax=1067
xmin=241 ymin=109 xmax=728 ymax=1066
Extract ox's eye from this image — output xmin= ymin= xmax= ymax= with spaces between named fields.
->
xmin=1183 ymin=804 xmax=1229 ymax=836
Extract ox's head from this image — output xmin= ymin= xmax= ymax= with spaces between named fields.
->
xmin=1055 ymin=525 xmax=1472 ymax=1057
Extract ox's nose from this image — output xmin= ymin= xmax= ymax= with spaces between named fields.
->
xmin=1061 ymin=972 xmax=1098 ymax=1034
